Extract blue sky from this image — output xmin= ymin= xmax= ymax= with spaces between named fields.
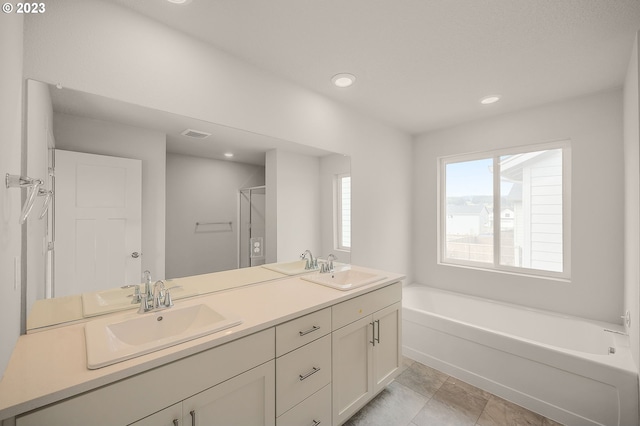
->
xmin=446 ymin=158 xmax=493 ymax=197
xmin=446 ymin=158 xmax=513 ymax=198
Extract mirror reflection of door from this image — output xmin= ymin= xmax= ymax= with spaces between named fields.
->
xmin=54 ymin=149 xmax=142 ymax=297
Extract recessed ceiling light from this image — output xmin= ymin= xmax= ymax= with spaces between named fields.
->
xmin=331 ymin=73 xmax=356 ymax=88
xmin=224 ymin=152 xmax=234 ymax=158
xmin=167 ymin=0 xmax=192 ymax=4
xmin=480 ymin=95 xmax=501 ymax=105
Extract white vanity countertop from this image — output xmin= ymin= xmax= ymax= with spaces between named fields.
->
xmin=26 ymin=265 xmax=288 ymax=331
xmin=0 ymin=265 xmax=404 ymax=420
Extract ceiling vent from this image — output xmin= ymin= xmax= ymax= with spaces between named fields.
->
xmin=181 ymin=129 xmax=211 ymax=139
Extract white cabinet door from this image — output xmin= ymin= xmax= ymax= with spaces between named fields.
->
xmin=332 ymin=316 xmax=373 ymax=426
xmin=372 ymin=302 xmax=401 ymax=393
xmin=128 ymin=403 xmax=182 ymax=426
xmin=183 ymin=361 xmax=275 ymax=426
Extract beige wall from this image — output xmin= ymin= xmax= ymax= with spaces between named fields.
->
xmin=413 ymin=89 xmax=625 ymax=323
xmin=166 ymin=153 xmax=264 ymax=278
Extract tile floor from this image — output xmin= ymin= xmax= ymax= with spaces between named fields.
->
xmin=344 ymin=357 xmax=564 ymax=426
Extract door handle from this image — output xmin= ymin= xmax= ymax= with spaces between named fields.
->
xmin=131 ymin=251 xmax=141 ymax=258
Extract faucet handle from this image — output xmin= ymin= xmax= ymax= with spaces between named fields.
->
xmin=137 ymin=295 xmax=150 ymax=313
xmin=131 ymin=285 xmax=142 ymax=304
xmin=164 ymin=290 xmax=174 ymax=308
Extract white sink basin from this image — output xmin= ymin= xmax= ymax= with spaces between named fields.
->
xmin=82 ymin=283 xmax=197 ymax=317
xmin=261 ymin=260 xmax=316 ymax=275
xmin=302 ymin=269 xmax=386 ymax=291
xmin=85 ymin=302 xmax=242 ymax=369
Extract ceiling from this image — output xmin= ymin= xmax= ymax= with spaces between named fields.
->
xmin=109 ymin=0 xmax=640 ymax=135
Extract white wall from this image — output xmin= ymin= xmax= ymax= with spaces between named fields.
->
xmin=413 ymin=89 xmax=624 ymax=323
xmin=22 ymin=0 xmax=412 ymax=281
xmin=0 ymin=13 xmax=24 ymax=379
xmin=165 ymin=153 xmax=264 ymax=278
xmin=320 ymin=154 xmax=352 ymax=263
xmin=623 ymin=33 xmax=640 ymax=368
xmin=266 ymin=150 xmax=321 ymax=262
xmin=25 ymin=80 xmax=53 ymax=313
xmin=53 ymin=112 xmax=166 ymax=279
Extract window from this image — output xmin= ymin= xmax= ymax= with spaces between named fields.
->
xmin=440 ymin=141 xmax=570 ymax=279
xmin=336 ymin=174 xmax=351 ymax=250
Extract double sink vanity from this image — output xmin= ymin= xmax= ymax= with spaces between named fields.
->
xmin=0 ymin=262 xmax=404 ymax=426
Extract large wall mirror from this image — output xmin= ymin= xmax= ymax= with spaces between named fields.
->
xmin=24 ymin=79 xmax=351 ymax=331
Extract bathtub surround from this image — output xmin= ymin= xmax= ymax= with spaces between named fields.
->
xmin=402 ymin=285 xmax=638 ymax=425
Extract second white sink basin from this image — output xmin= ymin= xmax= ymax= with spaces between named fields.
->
xmin=85 ymin=302 xmax=242 ymax=369
xmin=302 ymin=269 xmax=386 ymax=291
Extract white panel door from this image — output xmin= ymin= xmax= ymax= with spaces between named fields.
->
xmin=54 ymin=149 xmax=142 ymax=296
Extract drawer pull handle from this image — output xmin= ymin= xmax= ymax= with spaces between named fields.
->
xmin=299 ymin=366 xmax=321 ymax=381
xmin=190 ymin=410 xmax=196 ymax=426
xmin=173 ymin=420 xmax=179 ymax=426
xmin=375 ymin=319 xmax=380 ymax=344
xmin=299 ymin=325 xmax=320 ymax=336
xmin=311 ymin=420 xmax=321 ymax=426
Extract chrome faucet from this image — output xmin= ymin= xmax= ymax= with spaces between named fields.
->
xmin=319 ymin=254 xmax=338 ymax=273
xmin=137 ymin=280 xmax=173 ymax=313
xmin=143 ymin=270 xmax=153 ymax=300
xmin=301 ymin=250 xmax=317 ymax=270
xmin=132 ymin=270 xmax=153 ymax=304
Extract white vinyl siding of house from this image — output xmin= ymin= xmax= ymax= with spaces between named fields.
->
xmin=523 ymin=155 xmax=563 ymax=271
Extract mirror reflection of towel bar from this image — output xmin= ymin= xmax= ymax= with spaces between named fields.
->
xmin=194 ymin=221 xmax=233 ymax=233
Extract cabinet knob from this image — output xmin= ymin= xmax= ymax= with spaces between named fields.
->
xmin=173 ymin=420 xmax=179 ymax=426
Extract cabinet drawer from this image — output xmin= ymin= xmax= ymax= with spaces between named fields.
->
xmin=276 ymin=307 xmax=331 ymax=356
xmin=277 ymin=384 xmax=331 ymax=426
xmin=332 ymin=282 xmax=402 ymax=330
xmin=276 ymin=334 xmax=331 ymax=416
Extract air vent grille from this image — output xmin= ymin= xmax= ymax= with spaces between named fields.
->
xmin=181 ymin=129 xmax=211 ymax=139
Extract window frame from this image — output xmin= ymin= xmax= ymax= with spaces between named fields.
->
xmin=438 ymin=140 xmax=571 ymax=281
xmin=335 ymin=173 xmax=351 ymax=252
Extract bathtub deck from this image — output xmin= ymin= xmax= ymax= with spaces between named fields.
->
xmin=344 ymin=357 xmax=564 ymax=426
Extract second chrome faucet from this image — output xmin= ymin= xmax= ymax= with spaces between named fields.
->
xmin=137 ymin=280 xmax=174 ymax=314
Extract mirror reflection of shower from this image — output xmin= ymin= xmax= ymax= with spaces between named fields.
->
xmin=239 ymin=186 xmax=266 ymax=268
